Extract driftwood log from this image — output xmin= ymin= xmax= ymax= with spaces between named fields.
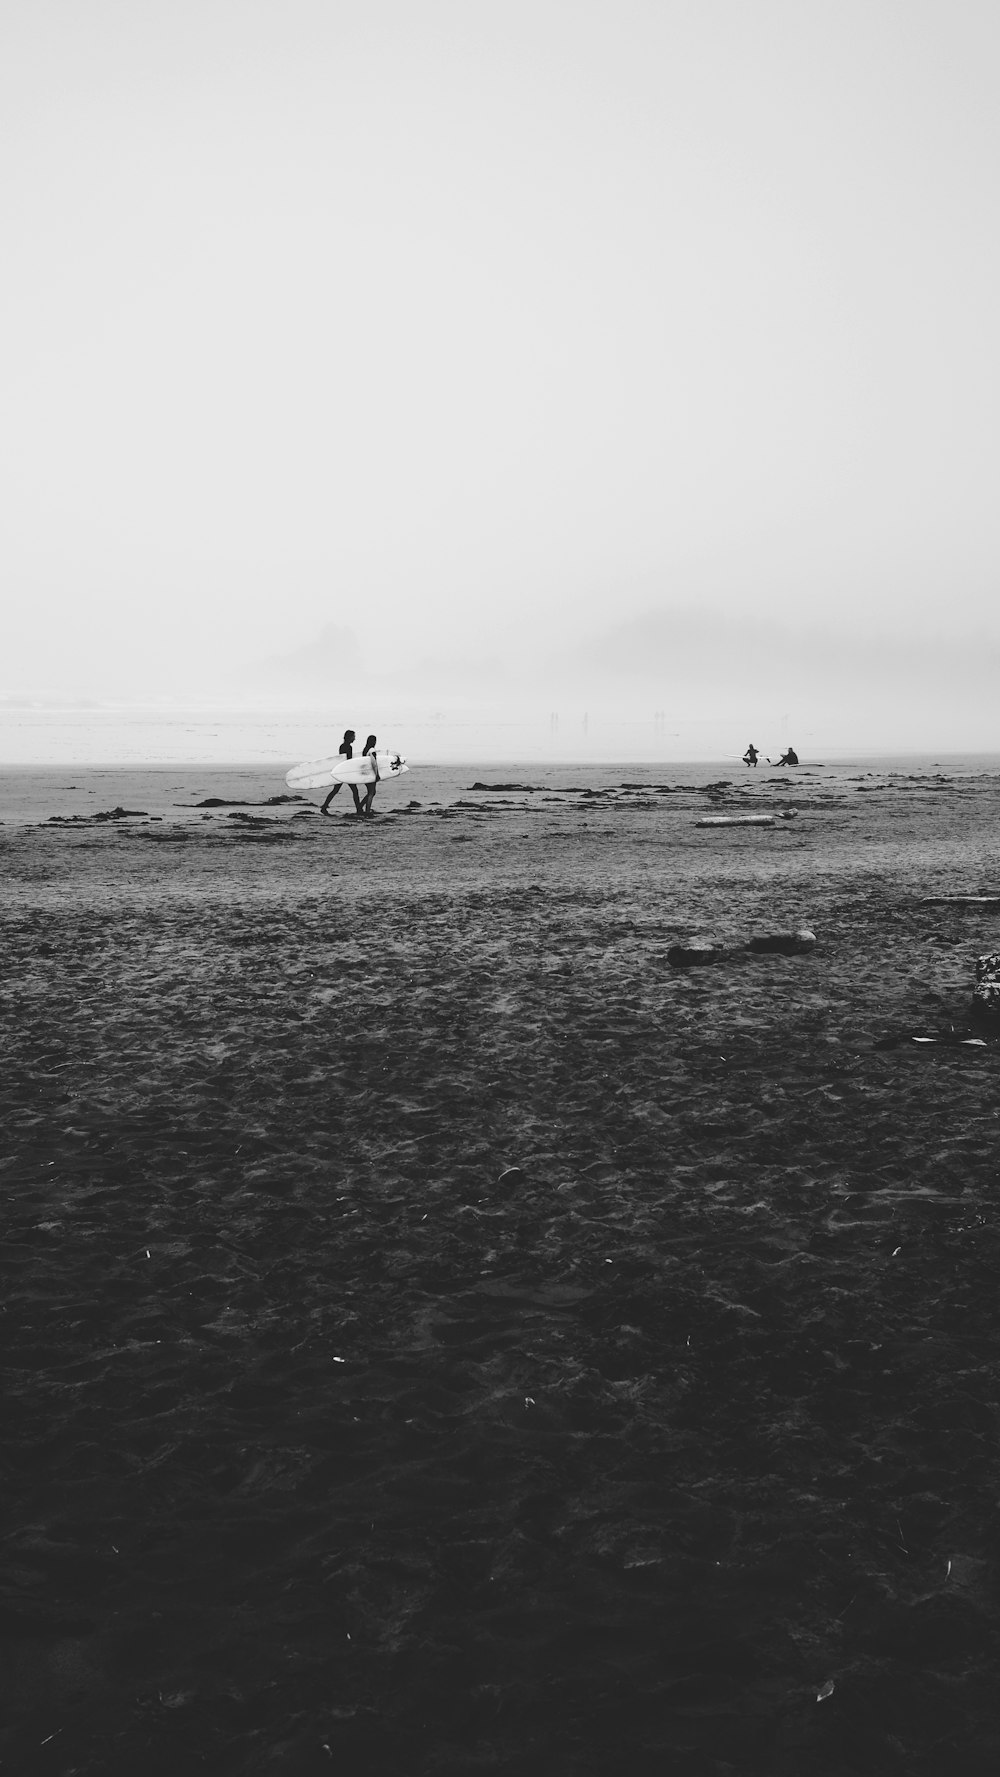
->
xmin=696 ymin=812 xmax=799 ymax=828
xmin=922 ymin=896 xmax=1000 ymax=907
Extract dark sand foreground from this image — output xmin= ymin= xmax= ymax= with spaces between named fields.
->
xmin=4 ymin=768 xmax=1000 ymax=1774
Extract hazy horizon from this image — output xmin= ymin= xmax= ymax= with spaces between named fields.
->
xmin=5 ymin=600 xmax=1000 ymax=759
xmin=3 ymin=678 xmax=1000 ymax=768
xmin=4 ymin=1 xmax=999 ymax=750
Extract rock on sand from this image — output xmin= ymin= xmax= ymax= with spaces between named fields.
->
xmin=667 ymin=937 xmax=724 ymax=967
xmin=748 ymin=929 xmax=817 ymax=955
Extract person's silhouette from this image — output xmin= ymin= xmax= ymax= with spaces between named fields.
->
xmin=321 ymin=729 xmax=363 ymax=816
xmin=768 ymin=746 xmax=799 ymax=767
xmin=742 ymin=743 xmax=759 ymax=767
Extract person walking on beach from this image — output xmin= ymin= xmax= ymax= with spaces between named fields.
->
xmin=359 ymin=735 xmax=379 ymax=818
xmin=321 ymin=729 xmax=362 ymax=817
xmin=743 ymin=743 xmax=759 ymax=767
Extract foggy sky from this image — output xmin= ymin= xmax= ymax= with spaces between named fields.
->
xmin=3 ymin=1 xmax=1000 ymax=740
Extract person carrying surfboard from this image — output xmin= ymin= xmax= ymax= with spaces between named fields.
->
xmin=321 ymin=730 xmax=363 ymax=816
xmin=359 ymin=735 xmax=379 ymax=818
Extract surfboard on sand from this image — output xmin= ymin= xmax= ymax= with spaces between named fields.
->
xmin=285 ymin=751 xmax=409 ymax=791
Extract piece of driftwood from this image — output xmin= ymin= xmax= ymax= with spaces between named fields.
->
xmin=922 ymin=896 xmax=1000 ymax=906
xmin=696 ymin=814 xmax=774 ymax=827
xmin=696 ymin=811 xmax=799 ymax=828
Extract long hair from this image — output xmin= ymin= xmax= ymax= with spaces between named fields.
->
xmin=362 ymin=734 xmax=376 ymax=755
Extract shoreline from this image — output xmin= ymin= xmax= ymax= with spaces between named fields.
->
xmin=3 ymin=753 xmax=1000 ymax=830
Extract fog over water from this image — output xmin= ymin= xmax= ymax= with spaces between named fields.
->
xmin=3 ymin=1 xmax=999 ymax=756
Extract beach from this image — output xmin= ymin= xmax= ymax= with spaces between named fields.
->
xmin=4 ymin=760 xmax=1000 ymax=1774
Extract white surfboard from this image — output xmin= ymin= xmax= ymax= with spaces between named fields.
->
xmin=285 ymin=750 xmax=409 ymax=791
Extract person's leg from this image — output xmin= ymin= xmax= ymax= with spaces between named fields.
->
xmin=321 ymin=783 xmax=342 ymax=816
xmin=349 ymin=785 xmax=363 ymax=816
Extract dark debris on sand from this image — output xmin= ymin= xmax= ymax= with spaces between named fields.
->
xmin=469 ymin=782 xmax=545 ymax=793
xmin=179 ymin=795 xmax=310 ymax=808
xmin=47 ymin=807 xmax=149 ymax=824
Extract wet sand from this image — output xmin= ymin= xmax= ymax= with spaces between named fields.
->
xmin=4 ymin=766 xmax=1000 ymax=1775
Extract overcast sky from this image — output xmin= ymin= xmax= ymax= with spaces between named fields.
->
xmin=3 ymin=0 xmax=999 ymax=715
